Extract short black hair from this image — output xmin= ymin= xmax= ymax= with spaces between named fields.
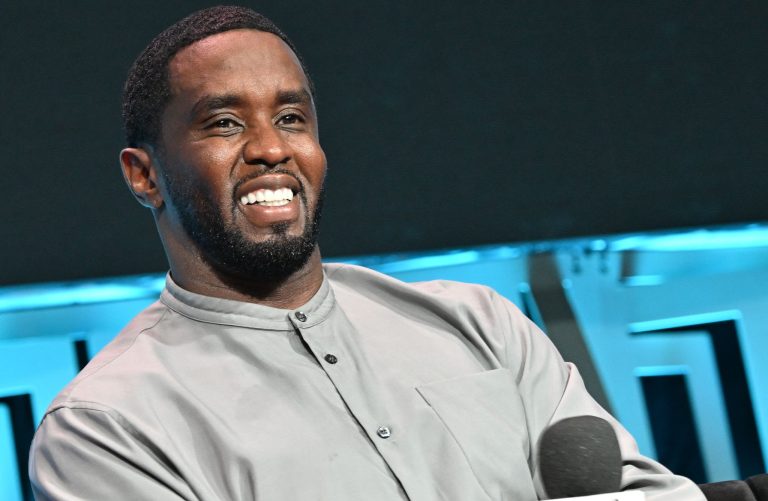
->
xmin=122 ymin=5 xmax=313 ymax=148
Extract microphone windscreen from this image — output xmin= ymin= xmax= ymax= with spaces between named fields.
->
xmin=538 ymin=415 xmax=623 ymax=499
xmin=747 ymin=473 xmax=768 ymax=501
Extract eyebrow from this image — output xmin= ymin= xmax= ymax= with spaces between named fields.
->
xmin=189 ymin=93 xmax=243 ymax=119
xmin=276 ymin=88 xmax=313 ymax=106
xmin=188 ymin=88 xmax=313 ymax=119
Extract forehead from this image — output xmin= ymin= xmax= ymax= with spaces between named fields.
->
xmin=167 ymin=29 xmax=309 ymax=102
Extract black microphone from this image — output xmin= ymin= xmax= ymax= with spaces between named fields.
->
xmin=538 ymin=415 xmax=623 ymax=499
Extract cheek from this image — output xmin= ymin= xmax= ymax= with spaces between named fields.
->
xmin=180 ymin=146 xmax=236 ymax=193
xmin=294 ymin=141 xmax=327 ymax=186
xmin=201 ymin=144 xmax=235 ymax=170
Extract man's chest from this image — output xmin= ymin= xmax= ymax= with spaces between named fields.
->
xmin=147 ymin=316 xmax=537 ymax=501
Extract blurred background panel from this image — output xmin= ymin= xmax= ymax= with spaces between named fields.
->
xmin=3 ymin=230 xmax=768 ymax=497
xmin=2 ymin=0 xmax=767 ymax=285
xmin=2 ymin=2 xmax=768 ymax=498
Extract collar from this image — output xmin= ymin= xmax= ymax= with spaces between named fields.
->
xmin=159 ymin=272 xmax=335 ymax=331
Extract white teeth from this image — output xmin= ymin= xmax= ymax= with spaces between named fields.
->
xmin=239 ymin=187 xmax=295 ymax=206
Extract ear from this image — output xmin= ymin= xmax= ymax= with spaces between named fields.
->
xmin=120 ymin=147 xmax=164 ymax=209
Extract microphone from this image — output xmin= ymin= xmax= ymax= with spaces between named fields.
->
xmin=538 ymin=415 xmax=645 ymax=500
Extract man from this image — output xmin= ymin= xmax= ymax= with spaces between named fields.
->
xmin=29 ymin=6 xmax=704 ymax=500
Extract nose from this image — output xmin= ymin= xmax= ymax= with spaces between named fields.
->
xmin=242 ymin=122 xmax=291 ymax=168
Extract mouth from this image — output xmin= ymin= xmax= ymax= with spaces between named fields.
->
xmin=239 ymin=187 xmax=295 ymax=207
xmin=234 ymin=173 xmax=303 ymax=228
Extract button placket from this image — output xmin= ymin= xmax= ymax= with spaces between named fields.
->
xmin=295 ymin=312 xmax=397 ymax=474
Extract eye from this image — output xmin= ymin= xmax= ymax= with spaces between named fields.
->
xmin=207 ymin=118 xmax=240 ymax=129
xmin=202 ymin=116 xmax=243 ymax=137
xmin=277 ymin=112 xmax=305 ymax=126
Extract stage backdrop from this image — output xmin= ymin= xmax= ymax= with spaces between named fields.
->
xmin=2 ymin=0 xmax=767 ymax=285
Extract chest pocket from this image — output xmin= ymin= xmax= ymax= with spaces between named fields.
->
xmin=415 ymin=368 xmax=536 ymax=501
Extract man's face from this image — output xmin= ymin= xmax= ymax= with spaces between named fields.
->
xmin=156 ymin=29 xmax=326 ymax=281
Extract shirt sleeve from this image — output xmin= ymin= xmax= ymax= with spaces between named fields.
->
xmin=29 ymin=404 xmax=193 ymax=501
xmin=490 ymin=291 xmax=706 ymax=501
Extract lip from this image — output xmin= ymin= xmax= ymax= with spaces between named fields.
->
xmin=234 ymin=173 xmax=302 ymax=200
xmin=234 ymin=173 xmax=303 ymax=228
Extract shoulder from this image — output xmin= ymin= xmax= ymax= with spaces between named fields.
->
xmin=29 ymin=402 xmax=193 ymax=500
xmin=324 ymin=263 xmax=530 ymax=332
xmin=323 ymin=262 xmax=539 ymax=363
xmin=324 ymin=262 xmax=508 ymax=305
xmin=47 ymin=299 xmax=172 ymax=414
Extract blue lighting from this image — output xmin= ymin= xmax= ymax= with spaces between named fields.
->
xmin=622 ymin=275 xmax=667 ymax=287
xmin=634 ymin=365 xmax=690 ymax=378
xmin=1 ymin=223 xmax=767 ymax=493
xmin=629 ymin=310 xmax=741 ymax=334
xmin=368 ymin=250 xmax=483 ymax=274
xmin=611 ymin=225 xmax=768 ymax=252
xmin=0 ymin=275 xmax=166 ymax=314
xmin=334 ymin=245 xmax=523 ymax=274
xmin=4 ymin=224 xmax=768 ymax=313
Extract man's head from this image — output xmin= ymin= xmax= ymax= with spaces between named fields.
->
xmin=120 ymin=6 xmax=326 ymax=292
xmin=122 ymin=5 xmax=313 ymax=149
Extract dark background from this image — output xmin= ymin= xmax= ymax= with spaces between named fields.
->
xmin=2 ymin=1 xmax=767 ymax=285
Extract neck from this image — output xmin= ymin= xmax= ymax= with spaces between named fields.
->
xmin=169 ymin=247 xmax=325 ymax=309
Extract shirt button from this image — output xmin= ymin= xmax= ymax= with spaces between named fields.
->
xmin=294 ymin=311 xmax=307 ymax=322
xmin=324 ymin=354 xmax=338 ymax=364
xmin=376 ymin=426 xmax=392 ymax=439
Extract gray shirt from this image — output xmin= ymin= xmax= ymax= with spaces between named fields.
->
xmin=29 ymin=263 xmax=704 ymax=500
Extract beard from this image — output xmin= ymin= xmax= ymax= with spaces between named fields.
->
xmin=163 ymin=168 xmax=323 ymax=283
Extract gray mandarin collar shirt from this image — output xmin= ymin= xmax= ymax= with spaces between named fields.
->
xmin=30 ymin=263 xmax=704 ymax=500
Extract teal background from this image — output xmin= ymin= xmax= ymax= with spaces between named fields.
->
xmin=2 ymin=226 xmax=768 ymax=498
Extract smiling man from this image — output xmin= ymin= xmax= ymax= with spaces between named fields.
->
xmin=28 ymin=6 xmax=705 ymax=501
xmin=122 ymin=17 xmax=326 ymax=307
